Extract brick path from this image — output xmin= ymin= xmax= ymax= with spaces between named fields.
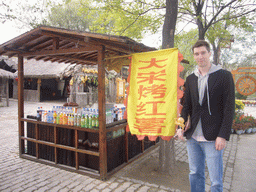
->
xmin=0 ymin=99 xmax=253 ymax=192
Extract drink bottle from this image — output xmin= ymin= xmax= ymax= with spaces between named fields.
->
xmin=53 ymin=111 xmax=57 ymax=124
xmin=36 ymin=107 xmax=42 ymax=121
xmin=59 ymin=112 xmax=63 ymax=124
xmin=70 ymin=113 xmax=74 ymax=126
xmin=95 ymin=109 xmax=99 ymax=128
xmin=68 ymin=113 xmax=71 ymax=125
xmin=92 ymin=109 xmax=96 ymax=128
xmin=88 ymin=110 xmax=92 ymax=128
xmin=47 ymin=110 xmax=51 ymax=123
xmin=56 ymin=112 xmax=60 ymax=124
xmin=81 ymin=114 xmax=84 ymax=128
xmin=77 ymin=114 xmax=81 ymax=127
xmin=42 ymin=110 xmax=47 ymax=122
xmin=74 ymin=113 xmax=77 ymax=126
xmin=63 ymin=113 xmax=68 ymax=125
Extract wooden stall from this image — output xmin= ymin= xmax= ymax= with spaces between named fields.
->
xmin=0 ymin=26 xmax=158 ymax=180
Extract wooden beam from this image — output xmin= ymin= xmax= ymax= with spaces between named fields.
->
xmin=26 ymin=54 xmax=97 ymax=65
xmin=40 ymin=31 xmax=101 ymax=51
xmin=98 ymin=45 xmax=107 ymax=180
xmin=53 ymin=37 xmax=59 ymax=50
xmin=21 ymin=47 xmax=97 ymax=57
xmin=40 ymin=26 xmax=127 ymax=43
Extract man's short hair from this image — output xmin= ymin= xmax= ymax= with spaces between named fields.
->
xmin=192 ymin=40 xmax=210 ymax=53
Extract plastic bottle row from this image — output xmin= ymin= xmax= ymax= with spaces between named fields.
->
xmin=36 ymin=105 xmax=126 ymax=127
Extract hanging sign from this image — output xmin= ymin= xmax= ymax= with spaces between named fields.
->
xmin=127 ymin=48 xmax=184 ymax=140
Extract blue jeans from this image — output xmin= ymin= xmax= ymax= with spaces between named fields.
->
xmin=186 ymin=138 xmax=224 ymax=192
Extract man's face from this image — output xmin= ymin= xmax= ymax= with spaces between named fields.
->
xmin=193 ymin=46 xmax=211 ymax=68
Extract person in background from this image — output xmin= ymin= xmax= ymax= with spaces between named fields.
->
xmin=176 ymin=40 xmax=235 ymax=192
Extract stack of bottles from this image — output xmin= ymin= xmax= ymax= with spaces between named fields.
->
xmin=36 ymin=105 xmax=126 ymax=128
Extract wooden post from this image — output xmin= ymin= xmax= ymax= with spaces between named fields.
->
xmin=37 ymin=78 xmax=41 ymax=102
xmin=98 ymin=45 xmax=107 ymax=180
xmin=18 ymin=55 xmax=24 ymax=156
xmin=6 ymin=78 xmax=9 ymax=106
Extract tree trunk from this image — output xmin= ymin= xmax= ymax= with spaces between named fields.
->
xmin=193 ymin=0 xmax=205 ymax=40
xmin=211 ymin=42 xmax=220 ymax=65
xmin=198 ymin=25 xmax=205 ymax=40
xmin=160 ymin=0 xmax=178 ymax=174
xmin=162 ymin=0 xmax=178 ymax=49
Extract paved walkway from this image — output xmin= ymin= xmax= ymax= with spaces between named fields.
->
xmin=0 ymin=99 xmax=256 ymax=192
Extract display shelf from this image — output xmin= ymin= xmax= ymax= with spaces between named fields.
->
xmin=21 ymin=117 xmax=158 ymax=179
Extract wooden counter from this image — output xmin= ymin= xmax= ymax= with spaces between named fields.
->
xmin=21 ymin=117 xmax=159 ymax=180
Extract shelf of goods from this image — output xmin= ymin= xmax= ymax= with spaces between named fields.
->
xmin=20 ymin=116 xmax=159 ymax=179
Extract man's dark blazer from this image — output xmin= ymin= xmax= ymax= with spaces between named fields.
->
xmin=181 ymin=69 xmax=235 ymax=141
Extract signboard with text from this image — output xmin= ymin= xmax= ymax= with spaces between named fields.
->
xmin=127 ymin=48 xmax=184 ymax=140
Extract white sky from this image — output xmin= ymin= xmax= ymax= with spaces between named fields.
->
xmin=0 ymin=22 xmax=29 ymax=44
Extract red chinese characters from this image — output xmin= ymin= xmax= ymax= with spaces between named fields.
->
xmin=134 ymin=58 xmax=168 ymax=134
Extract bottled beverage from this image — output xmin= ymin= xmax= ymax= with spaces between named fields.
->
xmin=59 ymin=112 xmax=63 ymax=124
xmin=113 ymin=107 xmax=118 ymax=122
xmin=70 ymin=113 xmax=74 ymax=126
xmin=42 ymin=110 xmax=47 ymax=122
xmin=77 ymin=114 xmax=81 ymax=127
xmin=74 ymin=113 xmax=77 ymax=126
xmin=88 ymin=110 xmax=92 ymax=129
xmin=92 ymin=109 xmax=96 ymax=128
xmin=47 ymin=110 xmax=51 ymax=123
xmin=63 ymin=113 xmax=68 ymax=125
xmin=81 ymin=114 xmax=85 ymax=128
xmin=56 ymin=112 xmax=60 ymax=124
xmin=36 ymin=107 xmax=42 ymax=121
xmin=68 ymin=113 xmax=71 ymax=125
xmin=95 ymin=109 xmax=99 ymax=128
xmin=118 ymin=108 xmax=122 ymax=120
xmin=53 ymin=111 xmax=57 ymax=124
xmin=86 ymin=114 xmax=89 ymax=128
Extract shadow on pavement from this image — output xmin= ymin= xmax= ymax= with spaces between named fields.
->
xmin=114 ymin=149 xmax=190 ymax=192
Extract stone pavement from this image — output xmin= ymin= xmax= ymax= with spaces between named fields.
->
xmin=0 ymin=99 xmax=255 ymax=192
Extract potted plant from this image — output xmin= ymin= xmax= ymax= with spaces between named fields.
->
xmin=232 ymin=123 xmax=244 ymax=135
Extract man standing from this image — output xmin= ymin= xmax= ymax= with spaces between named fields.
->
xmin=176 ymin=40 xmax=235 ymax=192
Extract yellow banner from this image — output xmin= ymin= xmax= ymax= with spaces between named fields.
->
xmin=127 ymin=48 xmax=180 ymax=138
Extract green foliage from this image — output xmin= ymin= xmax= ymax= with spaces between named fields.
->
xmin=235 ymin=92 xmax=247 ymax=100
xmin=44 ymin=0 xmax=91 ymax=31
xmin=41 ymin=0 xmax=166 ymax=41
xmin=85 ymin=0 xmax=165 ymax=40
xmin=174 ymin=29 xmax=198 ymax=78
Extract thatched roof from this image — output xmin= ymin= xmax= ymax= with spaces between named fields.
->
xmin=15 ymin=59 xmax=74 ymax=79
xmin=0 ymin=68 xmax=15 ymax=79
xmin=0 ymin=56 xmax=17 ymax=72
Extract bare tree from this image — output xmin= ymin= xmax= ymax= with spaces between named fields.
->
xmin=178 ymin=0 xmax=256 ymax=64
